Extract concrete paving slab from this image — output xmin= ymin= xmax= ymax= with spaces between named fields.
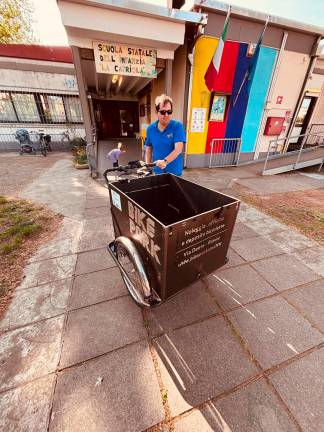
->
xmin=284 ymin=279 xmax=324 ymax=332
xmin=251 ymin=255 xmax=320 ymax=291
xmin=265 ymin=228 xmax=316 ymax=253
xmin=207 ymin=264 xmax=276 ymax=311
xmin=85 ymin=198 xmax=108 ymax=209
xmin=74 ymin=248 xmax=115 ymax=276
xmin=60 ymin=296 xmax=146 ymax=368
xmin=292 ymin=246 xmax=324 ymax=277
xmin=146 ymin=282 xmax=218 ymax=336
xmin=154 ymin=315 xmax=258 ymax=417
xmin=244 ymin=217 xmax=286 ymax=236
xmin=0 ymin=278 xmax=72 ymax=331
xmin=222 ymin=247 xmax=245 ymax=268
xmin=50 ymin=340 xmax=164 ymax=432
xmin=0 ymin=374 xmax=56 ymax=432
xmin=270 ymin=347 xmax=324 ymax=432
xmin=231 ymin=222 xmax=259 ymax=241
xmin=76 ymin=227 xmax=114 ymax=252
xmin=85 ymin=189 xmax=108 ymax=200
xmin=83 ymin=206 xmax=109 ymax=220
xmin=174 ymin=378 xmax=299 ymax=432
xmin=17 ymin=254 xmax=77 ymax=290
xmin=0 ymin=316 xmax=64 ymax=391
xmin=69 ymin=267 xmax=127 ymax=310
xmin=81 ymin=216 xmax=112 ymax=234
xmin=231 ymin=236 xmax=283 ymax=261
xmin=54 ymin=218 xmax=83 ymax=240
xmin=28 ymin=236 xmax=79 ymax=263
xmin=228 ymin=297 xmax=324 ymax=370
xmin=237 ymin=206 xmax=268 ymax=223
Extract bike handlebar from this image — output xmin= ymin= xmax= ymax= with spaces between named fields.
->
xmin=103 ymin=161 xmax=156 ymax=176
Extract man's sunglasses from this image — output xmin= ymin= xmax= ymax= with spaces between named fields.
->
xmin=159 ymin=110 xmax=173 ymax=115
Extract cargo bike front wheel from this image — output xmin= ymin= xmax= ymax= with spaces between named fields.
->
xmin=113 ymin=237 xmax=161 ymax=308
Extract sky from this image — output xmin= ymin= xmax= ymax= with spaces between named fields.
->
xmin=32 ymin=0 xmax=324 ymax=46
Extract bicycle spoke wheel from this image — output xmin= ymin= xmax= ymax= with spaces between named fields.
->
xmin=115 ymin=237 xmax=157 ymax=307
xmin=41 ymin=142 xmax=47 ymax=156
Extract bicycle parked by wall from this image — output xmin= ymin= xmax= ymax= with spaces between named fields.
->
xmin=38 ymin=130 xmax=52 ymax=154
xmin=15 ymin=129 xmax=51 ymax=156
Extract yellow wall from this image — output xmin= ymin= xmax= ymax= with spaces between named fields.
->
xmin=187 ymin=36 xmax=218 ymax=155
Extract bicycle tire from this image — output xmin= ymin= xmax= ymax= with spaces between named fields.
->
xmin=115 ymin=237 xmax=158 ymax=308
xmin=40 ymin=140 xmax=47 ymax=156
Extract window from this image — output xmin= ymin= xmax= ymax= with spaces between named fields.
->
xmin=63 ymin=96 xmax=83 ymax=123
xmin=11 ymin=93 xmax=40 ymax=122
xmin=0 ymin=92 xmax=17 ymax=121
xmin=0 ymin=91 xmax=83 ymax=124
xmin=40 ymin=94 xmax=66 ymax=123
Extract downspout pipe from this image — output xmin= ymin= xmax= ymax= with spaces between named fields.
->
xmin=184 ymin=11 xmax=208 ymax=168
xmin=284 ymin=35 xmax=323 ymax=152
xmin=254 ymin=31 xmax=288 ymax=160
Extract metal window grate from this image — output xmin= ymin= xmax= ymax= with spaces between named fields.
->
xmin=0 ymin=91 xmax=83 ymax=124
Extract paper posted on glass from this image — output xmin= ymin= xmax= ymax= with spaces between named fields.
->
xmin=190 ymin=108 xmax=207 ymax=133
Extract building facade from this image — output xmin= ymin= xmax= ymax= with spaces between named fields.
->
xmin=186 ymin=0 xmax=324 ymax=167
xmin=56 ymin=0 xmax=324 ymax=173
xmin=0 ymin=45 xmax=85 ymax=150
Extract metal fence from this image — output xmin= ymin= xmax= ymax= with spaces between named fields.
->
xmin=0 ymin=131 xmax=78 ymax=152
xmin=262 ymin=129 xmax=324 ymax=174
xmin=209 ymin=138 xmax=242 ymax=168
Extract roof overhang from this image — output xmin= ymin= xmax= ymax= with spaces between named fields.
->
xmin=57 ymin=0 xmax=206 ymax=59
xmin=194 ymin=0 xmax=324 ymax=37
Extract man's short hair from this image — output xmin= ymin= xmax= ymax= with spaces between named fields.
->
xmin=155 ymin=94 xmax=173 ymax=112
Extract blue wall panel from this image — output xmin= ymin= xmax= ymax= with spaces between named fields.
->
xmin=225 ymin=43 xmax=250 ymax=143
xmin=241 ymin=47 xmax=277 ymax=153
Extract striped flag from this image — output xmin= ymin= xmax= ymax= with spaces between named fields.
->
xmin=232 ymin=16 xmax=269 ymax=106
xmin=246 ymin=16 xmax=269 ymax=93
xmin=204 ymin=7 xmax=231 ymax=91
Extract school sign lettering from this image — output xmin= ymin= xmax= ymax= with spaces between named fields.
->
xmin=93 ymin=41 xmax=157 ymax=78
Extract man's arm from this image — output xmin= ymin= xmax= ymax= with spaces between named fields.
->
xmin=145 ymin=145 xmax=153 ymax=164
xmin=164 ymin=141 xmax=183 ymax=164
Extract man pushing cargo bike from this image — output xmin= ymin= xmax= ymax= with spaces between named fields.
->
xmin=103 ymin=95 xmax=240 ymax=307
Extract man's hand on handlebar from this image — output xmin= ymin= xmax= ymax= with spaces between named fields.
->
xmin=155 ymin=159 xmax=167 ymax=169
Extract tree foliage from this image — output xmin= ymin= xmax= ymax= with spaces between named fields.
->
xmin=0 ymin=0 xmax=37 ymax=44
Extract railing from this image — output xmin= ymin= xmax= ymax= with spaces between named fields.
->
xmin=209 ymin=138 xmax=242 ymax=168
xmin=262 ymin=130 xmax=324 ymax=174
xmin=0 ymin=131 xmax=79 ymax=152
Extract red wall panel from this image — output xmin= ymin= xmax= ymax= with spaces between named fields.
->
xmin=205 ymin=41 xmax=240 ymax=154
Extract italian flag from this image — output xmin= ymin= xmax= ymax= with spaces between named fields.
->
xmin=204 ymin=8 xmax=231 ymax=91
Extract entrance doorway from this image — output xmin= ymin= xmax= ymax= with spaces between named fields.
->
xmin=288 ymin=96 xmax=317 ymax=151
xmin=94 ymin=100 xmax=139 ymax=139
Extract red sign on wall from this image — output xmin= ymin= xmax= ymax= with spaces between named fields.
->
xmin=276 ymin=96 xmax=283 ymax=104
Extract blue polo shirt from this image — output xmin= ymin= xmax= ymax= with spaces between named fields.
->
xmin=145 ymin=120 xmax=186 ymax=176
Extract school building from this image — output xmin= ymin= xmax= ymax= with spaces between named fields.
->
xmin=0 ymin=44 xmax=85 ymax=151
xmin=2 ymin=0 xmax=322 ymax=173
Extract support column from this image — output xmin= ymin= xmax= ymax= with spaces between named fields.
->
xmin=71 ymin=46 xmax=92 ymax=143
xmin=165 ymin=59 xmax=173 ymax=96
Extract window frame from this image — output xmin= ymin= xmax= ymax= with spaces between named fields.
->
xmin=0 ymin=90 xmax=83 ymax=125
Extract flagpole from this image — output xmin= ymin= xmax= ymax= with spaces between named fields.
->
xmin=232 ymin=70 xmax=248 ymax=107
xmin=204 ymin=5 xmax=231 ymax=91
xmin=232 ymin=15 xmax=270 ymax=107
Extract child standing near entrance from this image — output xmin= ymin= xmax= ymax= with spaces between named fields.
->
xmin=107 ymin=142 xmax=125 ymax=167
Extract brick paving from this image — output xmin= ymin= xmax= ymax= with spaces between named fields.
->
xmin=0 ymin=155 xmax=324 ymax=431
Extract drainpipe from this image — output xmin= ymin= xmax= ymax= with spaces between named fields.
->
xmin=283 ymin=35 xmax=322 ymax=153
xmin=184 ymin=47 xmax=195 ymax=168
xmin=254 ymin=31 xmax=288 ymax=160
xmin=184 ymin=11 xmax=208 ymax=168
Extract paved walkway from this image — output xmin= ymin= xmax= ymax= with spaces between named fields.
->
xmin=0 ymin=158 xmax=324 ymax=431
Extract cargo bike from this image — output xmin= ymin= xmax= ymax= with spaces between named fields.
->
xmin=104 ymin=161 xmax=240 ymax=308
